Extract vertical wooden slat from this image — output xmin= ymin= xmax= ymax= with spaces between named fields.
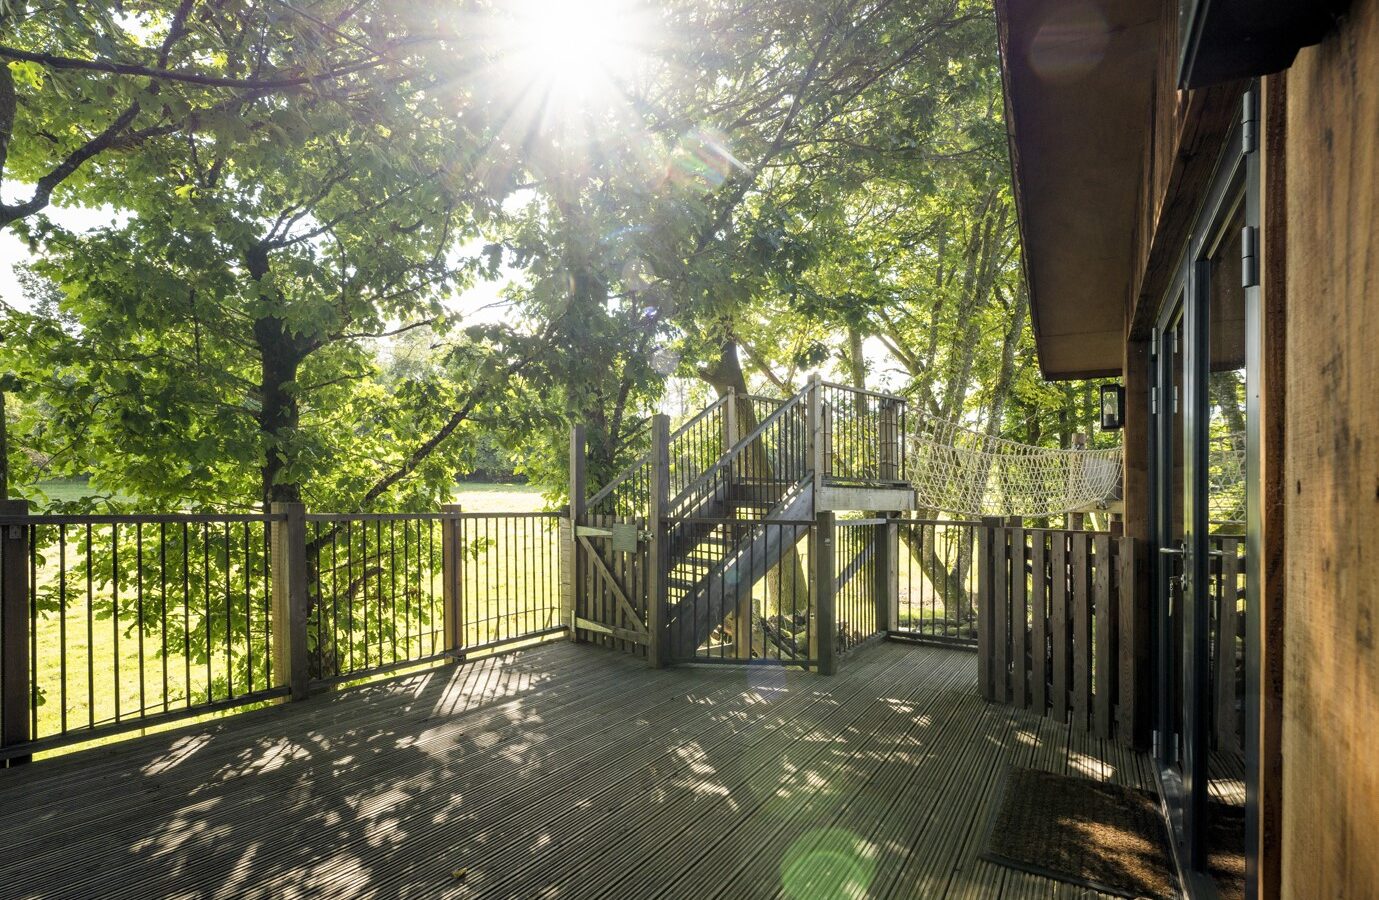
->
xmin=270 ymin=501 xmax=309 ymax=701
xmin=1031 ymin=531 xmax=1048 ymax=716
xmin=1012 ymin=527 xmax=1028 ymax=709
xmin=1 ymin=499 xmax=30 ymax=761
xmin=977 ymin=521 xmax=994 ymax=700
xmin=993 ymin=527 xmax=1009 ymax=703
xmin=1093 ymin=534 xmax=1114 ymax=739
xmin=558 ymin=514 xmax=574 ymax=636
xmin=1051 ymin=532 xmax=1070 ymax=723
xmin=1216 ymin=538 xmax=1241 ymax=749
xmin=1071 ymin=531 xmax=1091 ymax=731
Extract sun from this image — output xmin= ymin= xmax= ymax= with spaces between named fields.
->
xmin=494 ymin=0 xmax=654 ymax=111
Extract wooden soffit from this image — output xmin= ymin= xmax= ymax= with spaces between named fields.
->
xmin=996 ymin=0 xmax=1160 ymax=379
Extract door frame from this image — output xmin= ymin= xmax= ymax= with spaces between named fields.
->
xmin=1149 ymin=89 xmax=1262 ymax=895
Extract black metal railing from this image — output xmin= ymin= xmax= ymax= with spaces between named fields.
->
xmin=835 ymin=519 xmax=883 ymax=653
xmin=668 ymin=517 xmax=815 ymax=667
xmin=667 ymin=395 xmax=729 ymax=502
xmin=459 ymin=512 xmax=563 ymax=652
xmin=3 ymin=513 xmax=282 ymax=756
xmin=894 ymin=519 xmax=980 ymax=644
xmin=818 ymin=381 xmax=906 ymax=485
xmin=304 ymin=513 xmax=448 ymax=682
xmin=0 ymin=506 xmax=566 ymax=759
xmin=672 ymin=391 xmax=809 ymax=516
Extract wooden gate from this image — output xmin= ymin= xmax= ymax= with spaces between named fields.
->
xmin=570 ymin=513 xmax=654 ymax=658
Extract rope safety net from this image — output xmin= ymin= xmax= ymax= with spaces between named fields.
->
xmin=906 ymin=417 xmax=1123 ymax=518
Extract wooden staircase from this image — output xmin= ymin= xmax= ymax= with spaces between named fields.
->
xmin=570 ymin=376 xmax=909 ymax=669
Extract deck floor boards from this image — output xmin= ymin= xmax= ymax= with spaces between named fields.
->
xmin=0 ymin=640 xmax=1157 ymax=899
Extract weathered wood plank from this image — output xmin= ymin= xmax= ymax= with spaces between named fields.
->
xmin=1093 ymin=534 xmax=1114 ymax=739
xmin=1051 ymin=532 xmax=1069 ymax=723
xmin=0 ymin=641 xmax=1148 ymax=900
xmin=1071 ymin=531 xmax=1090 ymax=732
xmin=993 ymin=527 xmax=1009 ymax=703
xmin=1012 ymin=527 xmax=1028 ymax=709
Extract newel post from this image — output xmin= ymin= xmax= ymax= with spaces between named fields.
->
xmin=879 ymin=398 xmax=900 ymax=482
xmin=270 ymin=501 xmax=309 ymax=701
xmin=441 ymin=503 xmax=464 ymax=655
xmin=876 ymin=515 xmax=899 ymax=634
xmin=814 ymin=510 xmax=837 ymax=676
xmin=646 ymin=414 xmax=670 ymax=668
xmin=567 ymin=425 xmax=586 ymax=644
xmin=1 ymin=499 xmax=30 ymax=764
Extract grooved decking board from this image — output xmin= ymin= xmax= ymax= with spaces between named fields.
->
xmin=0 ymin=641 xmax=1156 ymax=899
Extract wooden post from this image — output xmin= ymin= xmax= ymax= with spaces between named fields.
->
xmin=730 ymin=395 xmax=750 ymax=656
xmin=880 ymin=516 xmax=899 ymax=633
xmin=1 ymin=499 xmax=30 ymax=763
xmin=814 ymin=510 xmax=837 ymax=676
xmin=807 ymin=373 xmax=824 ymax=492
xmin=559 ymin=509 xmax=575 ymax=637
xmin=646 ymin=414 xmax=669 ymax=668
xmin=877 ymin=512 xmax=899 ymax=631
xmin=568 ymin=425 xmax=586 ymax=644
xmin=879 ymin=398 xmax=900 ymax=482
xmin=270 ymin=502 xmax=309 ymax=701
xmin=977 ymin=516 xmax=998 ymax=701
xmin=441 ymin=504 xmax=464 ymax=655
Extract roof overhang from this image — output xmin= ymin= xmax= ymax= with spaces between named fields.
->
xmin=996 ymin=0 xmax=1160 ymax=379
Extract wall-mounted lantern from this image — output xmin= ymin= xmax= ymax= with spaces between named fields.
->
xmin=1099 ymin=383 xmax=1125 ymax=432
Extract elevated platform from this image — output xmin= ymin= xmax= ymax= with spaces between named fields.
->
xmin=0 ymin=641 xmax=1153 ymax=899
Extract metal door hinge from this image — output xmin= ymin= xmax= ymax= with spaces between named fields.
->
xmin=1242 ymin=225 xmax=1259 ymax=288
xmin=1150 ymin=386 xmax=1158 ymax=414
xmin=1173 ymin=385 xmax=1180 ymax=414
xmin=1242 ymin=89 xmax=1258 ymax=155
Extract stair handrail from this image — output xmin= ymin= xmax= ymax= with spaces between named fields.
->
xmin=668 ymin=386 xmax=809 ymax=512
xmin=586 ymin=394 xmax=732 ymax=510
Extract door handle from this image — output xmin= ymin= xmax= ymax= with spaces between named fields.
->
xmin=1159 ymin=542 xmax=1185 ymax=556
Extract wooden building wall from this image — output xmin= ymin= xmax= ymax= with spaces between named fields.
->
xmin=1279 ymin=0 xmax=1379 ymax=893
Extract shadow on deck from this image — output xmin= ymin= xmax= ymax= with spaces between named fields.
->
xmin=0 ymin=641 xmax=1155 ymax=899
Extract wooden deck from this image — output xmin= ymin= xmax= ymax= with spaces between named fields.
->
xmin=0 ymin=640 xmax=1157 ymax=899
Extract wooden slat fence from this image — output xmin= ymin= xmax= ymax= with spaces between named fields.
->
xmin=979 ymin=527 xmax=1145 ymax=744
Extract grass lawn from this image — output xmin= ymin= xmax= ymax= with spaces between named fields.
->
xmin=450 ymin=482 xmax=551 ymax=513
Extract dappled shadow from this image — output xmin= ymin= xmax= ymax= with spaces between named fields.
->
xmin=0 ymin=641 xmax=1151 ymax=899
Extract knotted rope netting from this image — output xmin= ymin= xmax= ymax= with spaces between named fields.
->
xmin=906 ymin=418 xmax=1123 ymax=518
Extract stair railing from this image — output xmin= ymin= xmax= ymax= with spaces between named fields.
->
xmin=815 ymin=381 xmax=907 ymax=485
xmin=586 ymin=394 xmax=732 ymax=518
xmin=668 ymin=387 xmax=810 ymax=517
